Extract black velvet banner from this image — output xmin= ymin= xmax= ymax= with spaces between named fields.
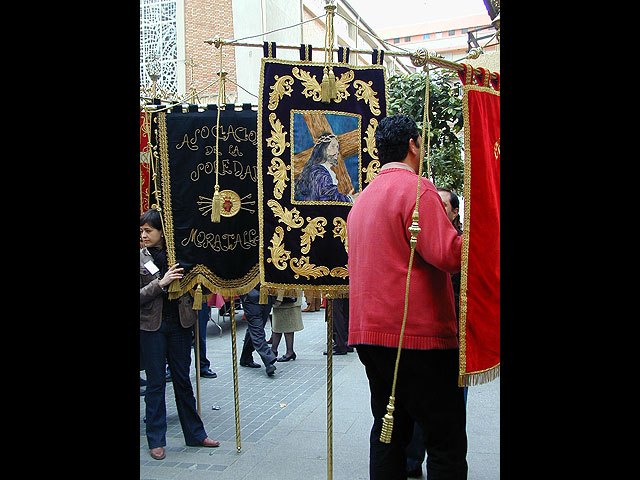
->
xmin=257 ymin=57 xmax=387 ymax=299
xmin=155 ymin=104 xmax=260 ymax=297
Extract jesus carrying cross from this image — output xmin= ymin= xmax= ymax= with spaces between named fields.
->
xmin=292 ymin=111 xmax=360 ymax=203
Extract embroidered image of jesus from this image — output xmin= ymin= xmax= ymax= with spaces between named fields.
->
xmin=291 ymin=111 xmax=361 ymax=204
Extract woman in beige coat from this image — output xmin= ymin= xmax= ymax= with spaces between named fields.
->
xmin=271 ymin=291 xmax=304 ymax=361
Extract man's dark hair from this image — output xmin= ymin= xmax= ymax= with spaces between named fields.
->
xmin=140 ymin=208 xmax=163 ymax=231
xmin=437 ymin=187 xmax=459 ymax=210
xmin=374 ymin=114 xmax=420 ymax=165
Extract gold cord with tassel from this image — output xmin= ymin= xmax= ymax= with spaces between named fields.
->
xmin=192 ymin=282 xmax=203 ymax=310
xmin=321 ymin=2 xmax=337 ymax=104
xmin=380 ymin=64 xmax=432 ymax=444
xmin=211 ymin=184 xmax=222 ymax=222
xmin=211 ymin=42 xmax=225 ymax=222
xmin=321 ymin=67 xmax=330 ymax=103
xmin=328 ymin=66 xmax=337 ymax=98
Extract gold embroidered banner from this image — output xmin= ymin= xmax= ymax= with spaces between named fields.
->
xmin=140 ymin=109 xmax=151 ymax=215
xmin=155 ymin=105 xmax=260 ymax=298
xmin=257 ymin=57 xmax=387 ymax=301
xmin=458 ymin=65 xmax=500 ymax=386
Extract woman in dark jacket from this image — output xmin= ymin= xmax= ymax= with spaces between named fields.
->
xmin=140 ymin=208 xmax=219 ymax=460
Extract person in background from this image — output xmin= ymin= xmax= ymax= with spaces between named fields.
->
xmin=239 ymin=286 xmax=278 ymax=376
xmin=140 ymin=208 xmax=220 ymax=461
xmin=271 ymin=291 xmax=304 ymax=362
xmin=323 ymin=298 xmax=352 ymax=356
xmin=405 ymin=187 xmax=467 ymax=478
xmin=302 ymin=292 xmax=322 ymax=312
xmin=195 ymin=300 xmax=217 ymax=378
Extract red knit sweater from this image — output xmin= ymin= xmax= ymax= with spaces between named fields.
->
xmin=347 ymin=168 xmax=463 ymax=350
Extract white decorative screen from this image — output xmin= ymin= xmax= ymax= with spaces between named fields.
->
xmin=140 ymin=0 xmax=178 ymax=97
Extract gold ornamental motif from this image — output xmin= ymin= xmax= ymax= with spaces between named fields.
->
xmin=265 ymin=113 xmax=290 ymax=156
xmin=290 ymin=256 xmax=330 ymax=279
xmin=268 ymin=74 xmax=294 ymax=110
xmin=266 ymin=157 xmax=290 ymax=200
xmin=267 ymin=226 xmax=291 ymax=270
xmin=267 ymin=199 xmax=305 ymax=231
xmin=198 ymin=189 xmax=255 ymax=220
xmin=363 ymin=117 xmax=378 ymax=160
xmin=354 ymin=79 xmax=381 ymax=116
xmin=362 ymin=160 xmax=380 ymax=184
xmin=300 ymin=216 xmax=328 ymax=254
xmin=291 ymin=67 xmax=322 ymax=102
xmin=330 ymin=266 xmax=348 ymax=279
xmin=332 ymin=217 xmax=348 ymax=252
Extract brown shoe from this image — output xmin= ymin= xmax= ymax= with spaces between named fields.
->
xmin=150 ymin=446 xmax=165 ymax=460
xmin=201 ymin=437 xmax=220 ymax=448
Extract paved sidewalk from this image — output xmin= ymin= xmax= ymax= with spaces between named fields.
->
xmin=140 ymin=306 xmax=500 ymax=479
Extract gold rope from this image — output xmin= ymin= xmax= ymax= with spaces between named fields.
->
xmin=211 ymin=44 xmax=225 ymax=222
xmin=380 ymin=64 xmax=431 ymax=444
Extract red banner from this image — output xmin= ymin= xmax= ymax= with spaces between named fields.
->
xmin=140 ymin=110 xmax=151 ymax=215
xmin=458 ymin=65 xmax=500 ymax=386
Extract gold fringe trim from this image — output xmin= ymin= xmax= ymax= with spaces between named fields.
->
xmin=258 ymin=284 xmax=349 ymax=304
xmin=458 ymin=364 xmax=500 ymax=387
xmin=168 ymin=279 xmax=181 ymax=294
xmin=168 ymin=270 xmax=260 ymax=300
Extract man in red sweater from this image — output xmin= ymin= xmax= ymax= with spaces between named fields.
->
xmin=347 ymin=114 xmax=467 ymax=479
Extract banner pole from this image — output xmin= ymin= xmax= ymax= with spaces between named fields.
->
xmin=194 ymin=304 xmax=201 ymax=417
xmin=230 ymin=297 xmax=242 ymax=452
xmin=326 ymin=297 xmax=333 ymax=480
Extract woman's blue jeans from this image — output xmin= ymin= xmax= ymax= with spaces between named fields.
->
xmin=140 ymin=320 xmax=207 ymax=449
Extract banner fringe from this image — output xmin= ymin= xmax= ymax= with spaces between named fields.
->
xmin=458 ymin=364 xmax=500 ymax=387
xmin=258 ymin=284 xmax=349 ymax=304
xmin=169 ymin=273 xmax=260 ymax=300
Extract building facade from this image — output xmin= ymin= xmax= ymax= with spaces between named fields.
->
xmin=140 ymin=0 xmax=412 ymax=106
xmin=378 ymin=13 xmax=498 ymax=63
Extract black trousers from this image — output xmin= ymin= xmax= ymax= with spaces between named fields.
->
xmin=356 ymin=345 xmax=467 ymax=480
xmin=140 ymin=320 xmax=207 ymax=449
xmin=328 ymin=298 xmax=350 ymax=352
xmin=239 ymin=288 xmax=276 ymax=367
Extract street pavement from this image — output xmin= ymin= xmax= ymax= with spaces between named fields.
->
xmin=140 ymin=304 xmax=500 ymax=479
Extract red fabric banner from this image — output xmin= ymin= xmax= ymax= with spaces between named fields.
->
xmin=458 ymin=65 xmax=500 ymax=386
xmin=140 ymin=110 xmax=151 ymax=215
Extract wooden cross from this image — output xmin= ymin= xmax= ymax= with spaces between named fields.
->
xmin=292 ymin=113 xmax=360 ymax=195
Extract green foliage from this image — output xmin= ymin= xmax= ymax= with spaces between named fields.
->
xmin=386 ymin=69 xmax=464 ymax=194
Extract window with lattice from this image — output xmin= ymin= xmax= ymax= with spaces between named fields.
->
xmin=140 ymin=0 xmax=178 ymax=97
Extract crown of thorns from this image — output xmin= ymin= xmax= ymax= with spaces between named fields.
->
xmin=314 ymin=133 xmax=337 ymax=145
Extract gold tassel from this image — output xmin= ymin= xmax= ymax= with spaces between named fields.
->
xmin=379 ymin=396 xmax=395 ymax=443
xmin=211 ymin=185 xmax=222 ymax=223
xmin=321 ymin=67 xmax=330 ymax=103
xmin=192 ymin=283 xmax=203 ymax=310
xmin=328 ymin=67 xmax=337 ymax=99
